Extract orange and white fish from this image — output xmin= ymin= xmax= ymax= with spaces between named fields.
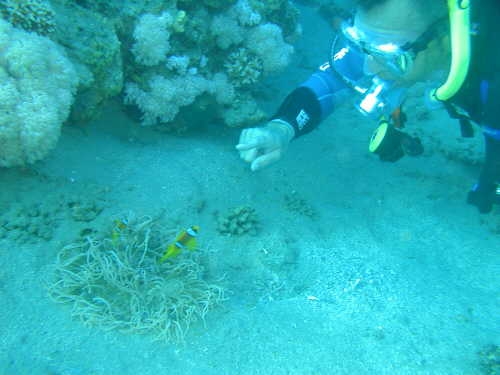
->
xmin=159 ymin=226 xmax=199 ymax=263
xmin=111 ymin=219 xmax=128 ymax=244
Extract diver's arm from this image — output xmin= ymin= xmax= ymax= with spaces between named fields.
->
xmin=271 ymin=87 xmax=321 ymax=137
xmin=236 ymin=65 xmax=348 ymax=171
xmin=271 ymin=66 xmax=348 ymax=137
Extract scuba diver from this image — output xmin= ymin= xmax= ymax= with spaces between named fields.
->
xmin=236 ymin=0 xmax=500 ymax=214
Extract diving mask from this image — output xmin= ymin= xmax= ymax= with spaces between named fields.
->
xmin=328 ymin=15 xmax=448 ymax=118
xmin=328 ymin=34 xmax=406 ymax=119
xmin=337 ymin=15 xmax=448 ymax=78
xmin=340 ymin=20 xmax=416 ymax=77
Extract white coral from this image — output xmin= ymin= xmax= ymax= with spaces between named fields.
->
xmin=125 ymin=74 xmax=210 ymax=126
xmin=246 ymin=23 xmax=294 ymax=73
xmin=132 ymin=12 xmax=173 ymax=66
xmin=211 ymin=73 xmax=235 ymax=105
xmin=0 ymin=19 xmax=78 ymax=167
xmin=210 ymin=14 xmax=244 ymax=49
xmin=231 ymin=0 xmax=262 ymax=26
xmin=166 ymin=55 xmax=190 ymax=75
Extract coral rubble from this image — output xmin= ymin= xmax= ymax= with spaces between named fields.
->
xmin=216 ymin=205 xmax=259 ymax=236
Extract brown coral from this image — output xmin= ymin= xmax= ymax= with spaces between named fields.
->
xmin=0 ymin=0 xmax=55 ymax=35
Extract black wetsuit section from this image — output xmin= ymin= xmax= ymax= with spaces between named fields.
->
xmin=450 ymin=0 xmax=500 ymax=197
xmin=272 ymin=86 xmax=322 ymax=137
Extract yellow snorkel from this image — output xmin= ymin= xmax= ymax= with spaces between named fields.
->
xmin=430 ymin=0 xmax=471 ymax=102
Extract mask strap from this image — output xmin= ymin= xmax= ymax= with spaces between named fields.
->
xmin=400 ymin=16 xmax=449 ymax=55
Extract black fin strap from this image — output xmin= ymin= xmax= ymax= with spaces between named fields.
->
xmin=444 ymin=102 xmax=475 ymax=138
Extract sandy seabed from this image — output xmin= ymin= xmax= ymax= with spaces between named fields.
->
xmin=1 ymin=5 xmax=498 ymax=375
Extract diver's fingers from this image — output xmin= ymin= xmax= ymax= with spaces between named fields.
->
xmin=251 ymin=149 xmax=282 ymax=171
xmin=235 ymin=142 xmax=259 ymax=151
xmin=237 ymin=128 xmax=261 ymax=146
xmin=236 ymin=128 xmax=269 ymax=162
xmin=238 ymin=128 xmax=271 ymax=148
xmin=236 ymin=139 xmax=258 ymax=162
xmin=240 ymin=147 xmax=259 ymax=163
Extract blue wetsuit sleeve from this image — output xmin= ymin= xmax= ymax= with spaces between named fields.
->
xmin=300 ymin=67 xmax=349 ymax=120
xmin=271 ymin=64 xmax=349 ymax=137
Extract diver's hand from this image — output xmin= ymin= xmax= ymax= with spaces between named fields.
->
xmin=236 ymin=120 xmax=295 ymax=171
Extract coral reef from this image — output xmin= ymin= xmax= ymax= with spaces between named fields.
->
xmin=131 ymin=11 xmax=174 ymax=66
xmin=202 ymin=0 xmax=237 ymax=9
xmin=246 ymin=22 xmax=294 ymax=73
xmin=221 ymin=92 xmax=266 ymax=127
xmin=67 ymin=198 xmax=105 ymax=223
xmin=249 ymin=0 xmax=300 ymax=37
xmin=125 ymin=73 xmax=212 ymax=125
xmin=51 ymin=1 xmax=123 ymax=123
xmin=0 ymin=0 xmax=301 ymax=166
xmin=123 ymin=0 xmax=300 ymax=128
xmin=0 ymin=0 xmax=55 ymax=35
xmin=216 ymin=206 xmax=259 ymax=236
xmin=0 ymin=203 xmax=58 ymax=242
xmin=0 ymin=18 xmax=78 ymax=167
xmin=47 ymin=212 xmax=225 ymax=342
xmin=0 ymin=181 xmax=108 ymax=243
xmin=224 ymin=48 xmax=262 ymax=87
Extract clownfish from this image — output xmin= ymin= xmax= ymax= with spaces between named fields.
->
xmin=111 ymin=219 xmax=128 ymax=244
xmin=159 ymin=226 xmax=199 ymax=263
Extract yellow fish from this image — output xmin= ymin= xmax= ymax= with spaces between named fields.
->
xmin=159 ymin=226 xmax=199 ymax=263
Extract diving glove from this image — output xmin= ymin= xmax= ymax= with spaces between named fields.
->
xmin=236 ymin=119 xmax=295 ymax=171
